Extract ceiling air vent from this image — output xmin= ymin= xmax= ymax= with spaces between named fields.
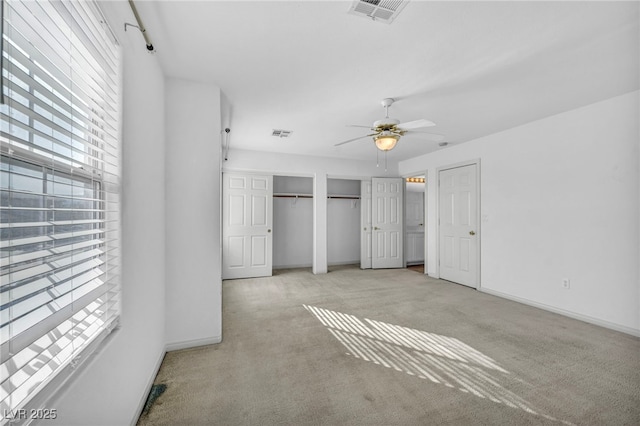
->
xmin=272 ymin=129 xmax=293 ymax=138
xmin=348 ymin=0 xmax=409 ymax=24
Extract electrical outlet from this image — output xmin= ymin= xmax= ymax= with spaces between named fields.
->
xmin=562 ymin=278 xmax=570 ymax=289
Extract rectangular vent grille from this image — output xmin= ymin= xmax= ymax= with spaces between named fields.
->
xmin=272 ymin=129 xmax=293 ymax=138
xmin=349 ymin=0 xmax=408 ymax=24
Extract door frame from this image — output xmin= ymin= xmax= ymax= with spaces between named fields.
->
xmin=435 ymin=159 xmax=481 ymax=288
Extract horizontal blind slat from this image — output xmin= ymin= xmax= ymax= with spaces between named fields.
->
xmin=1 ymin=239 xmax=102 ymax=266
xmin=0 ymin=219 xmax=105 ymax=229
xmin=0 ymin=249 xmax=103 ymax=286
xmin=0 ymin=229 xmax=105 ymax=249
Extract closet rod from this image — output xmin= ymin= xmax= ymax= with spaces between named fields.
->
xmin=272 ymin=194 xmax=360 ymax=200
xmin=273 ymin=194 xmax=313 ymax=198
xmin=327 ymin=195 xmax=360 ymax=200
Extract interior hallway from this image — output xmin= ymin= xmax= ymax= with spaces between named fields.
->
xmin=138 ymin=266 xmax=640 ymax=425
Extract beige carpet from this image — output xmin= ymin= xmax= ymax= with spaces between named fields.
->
xmin=138 ymin=265 xmax=640 ymax=425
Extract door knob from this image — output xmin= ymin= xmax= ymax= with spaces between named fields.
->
xmin=268 ymin=229 xmax=271 ymax=233
xmin=469 ymin=230 xmax=475 ymax=235
xmin=374 ymin=226 xmax=380 ymax=230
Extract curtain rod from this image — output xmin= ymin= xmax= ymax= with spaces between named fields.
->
xmin=125 ymin=0 xmax=154 ymax=52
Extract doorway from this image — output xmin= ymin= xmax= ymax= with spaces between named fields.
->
xmin=327 ymin=179 xmax=361 ymax=269
xmin=405 ymin=176 xmax=425 ymax=270
xmin=272 ymin=176 xmax=314 ymax=269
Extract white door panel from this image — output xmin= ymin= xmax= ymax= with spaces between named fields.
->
xmin=438 ymin=164 xmax=478 ymax=287
xmin=223 ymin=173 xmax=273 ymax=279
xmin=372 ymin=177 xmax=403 ymax=269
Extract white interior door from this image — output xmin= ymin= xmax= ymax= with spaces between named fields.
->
xmin=360 ymin=180 xmax=372 ymax=269
xmin=372 ymin=177 xmax=403 ymax=269
xmin=438 ymin=164 xmax=478 ymax=287
xmin=222 ymin=173 xmax=273 ymax=279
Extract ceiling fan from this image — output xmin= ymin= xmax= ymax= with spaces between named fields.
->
xmin=335 ymin=98 xmax=444 ymax=152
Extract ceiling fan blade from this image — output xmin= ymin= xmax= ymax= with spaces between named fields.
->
xmin=334 ymin=133 xmax=376 ymax=147
xmin=396 ymin=119 xmax=436 ymax=130
xmin=403 ymin=131 xmax=445 ymax=142
xmin=346 ymin=124 xmax=374 ymax=129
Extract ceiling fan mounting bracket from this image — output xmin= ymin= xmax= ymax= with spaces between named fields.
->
xmin=381 ymin=98 xmax=395 ymax=108
xmin=380 ymin=98 xmax=395 ymax=118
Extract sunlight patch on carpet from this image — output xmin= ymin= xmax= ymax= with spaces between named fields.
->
xmin=303 ymin=304 xmax=574 ymax=425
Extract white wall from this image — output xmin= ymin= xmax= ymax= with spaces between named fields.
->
xmin=165 ymin=78 xmax=222 ymax=349
xmin=46 ymin=2 xmax=168 ymax=424
xmin=400 ymin=90 xmax=640 ymax=335
xmin=274 ymin=175 xmax=313 ymax=194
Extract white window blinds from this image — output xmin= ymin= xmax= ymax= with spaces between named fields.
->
xmin=0 ymin=0 xmax=120 ymax=419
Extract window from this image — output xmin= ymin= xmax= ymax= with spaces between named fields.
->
xmin=0 ymin=0 xmax=120 ymax=418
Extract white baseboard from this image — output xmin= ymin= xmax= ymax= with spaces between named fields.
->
xmin=130 ymin=347 xmax=166 ymax=426
xmin=328 ymin=260 xmax=360 ymax=266
xmin=479 ymin=287 xmax=640 ymax=338
xmin=273 ymin=261 xmax=359 ymax=270
xmin=165 ymin=335 xmax=222 ymax=352
xmin=273 ymin=263 xmax=312 ymax=269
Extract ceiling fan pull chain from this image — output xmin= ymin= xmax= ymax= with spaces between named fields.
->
xmin=385 ymin=151 xmax=388 ymax=171
xmin=376 ymin=148 xmax=380 ymax=168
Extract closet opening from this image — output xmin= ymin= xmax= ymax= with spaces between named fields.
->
xmin=327 ymin=178 xmax=361 ymax=272
xmin=273 ymin=176 xmax=313 ymax=272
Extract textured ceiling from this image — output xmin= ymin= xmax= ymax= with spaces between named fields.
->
xmin=132 ymin=0 xmax=639 ymax=163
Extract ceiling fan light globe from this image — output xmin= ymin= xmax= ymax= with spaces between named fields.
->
xmin=374 ymin=134 xmax=399 ymax=151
